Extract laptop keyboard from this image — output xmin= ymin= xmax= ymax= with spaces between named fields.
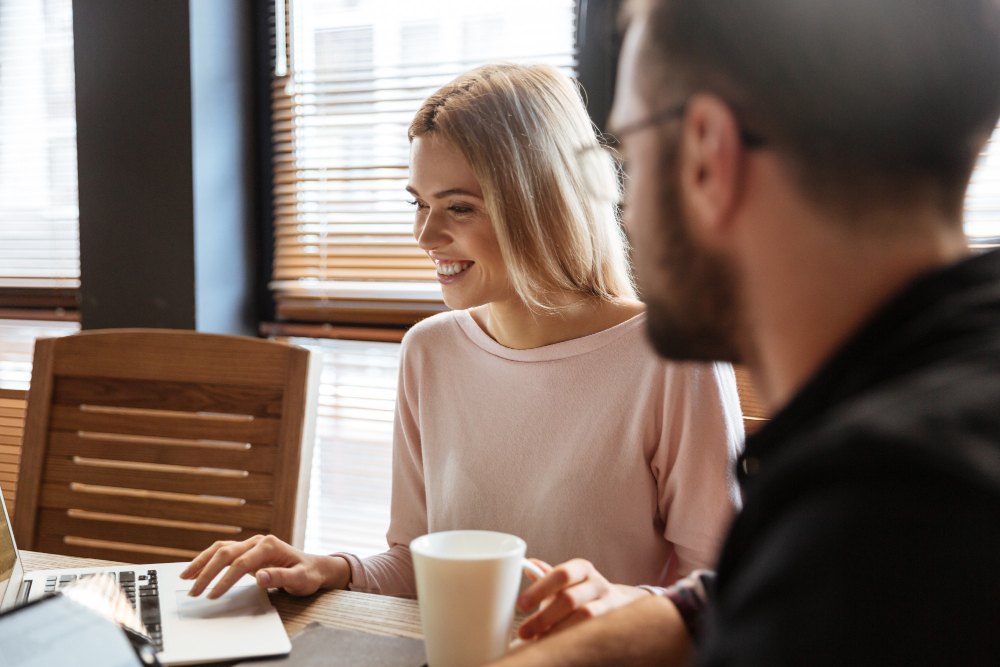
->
xmin=44 ymin=569 xmax=163 ymax=651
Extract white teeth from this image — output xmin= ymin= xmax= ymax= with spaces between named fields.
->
xmin=437 ymin=261 xmax=472 ymax=276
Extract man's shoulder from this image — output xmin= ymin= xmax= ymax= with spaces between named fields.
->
xmin=753 ymin=404 xmax=1000 ymax=526
xmin=757 ymin=344 xmax=1000 ymax=495
xmin=707 ymin=373 xmax=1000 ymax=664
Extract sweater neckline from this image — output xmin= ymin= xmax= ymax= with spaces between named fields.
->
xmin=454 ymin=309 xmax=647 ymax=361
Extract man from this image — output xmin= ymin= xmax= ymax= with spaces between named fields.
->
xmin=492 ymin=0 xmax=1000 ymax=664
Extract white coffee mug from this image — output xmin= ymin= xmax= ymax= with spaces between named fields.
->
xmin=411 ymin=530 xmax=545 ymax=667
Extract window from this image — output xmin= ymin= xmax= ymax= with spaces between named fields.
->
xmin=295 ymin=338 xmax=399 ymax=556
xmin=0 ymin=0 xmax=80 ymax=395
xmin=0 ymin=0 xmax=80 ymax=315
xmin=272 ymin=0 xmax=579 ymax=556
xmin=966 ymin=125 xmax=1000 ymax=248
xmin=270 ymin=0 xmax=577 ymax=329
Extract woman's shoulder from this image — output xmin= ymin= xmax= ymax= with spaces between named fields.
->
xmin=402 ymin=310 xmax=466 ymax=348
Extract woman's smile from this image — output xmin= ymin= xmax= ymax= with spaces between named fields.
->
xmin=435 ymin=259 xmax=474 ymax=282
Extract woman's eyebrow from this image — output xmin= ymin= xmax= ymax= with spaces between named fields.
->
xmin=405 ymin=185 xmax=483 ymax=199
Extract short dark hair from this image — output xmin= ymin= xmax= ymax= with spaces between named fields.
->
xmin=629 ymin=0 xmax=1000 ymax=222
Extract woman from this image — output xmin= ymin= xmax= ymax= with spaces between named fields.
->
xmin=182 ymin=63 xmax=743 ymax=639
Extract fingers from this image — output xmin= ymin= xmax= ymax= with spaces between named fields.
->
xmin=541 ymin=594 xmax=620 ymax=636
xmin=254 ymin=561 xmax=319 ymax=596
xmin=524 ymin=558 xmax=553 ymax=582
xmin=517 ymin=559 xmax=593 ymax=612
xmin=518 ymin=579 xmax=602 ymax=640
xmin=186 ymin=535 xmax=290 ymax=599
xmin=515 ymin=559 xmax=629 ymax=641
xmin=183 ymin=536 xmax=262 ymax=597
xmin=179 ymin=539 xmax=234 ymax=580
xmin=539 ymin=584 xmax=654 ymax=636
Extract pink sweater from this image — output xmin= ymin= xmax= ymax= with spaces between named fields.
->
xmin=338 ymin=310 xmax=744 ymax=597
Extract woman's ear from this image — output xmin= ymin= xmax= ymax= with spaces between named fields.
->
xmin=678 ymin=94 xmax=745 ymax=242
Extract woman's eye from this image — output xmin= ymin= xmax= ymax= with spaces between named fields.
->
xmin=449 ymin=205 xmax=473 ymax=215
xmin=407 ymin=199 xmax=427 ymax=210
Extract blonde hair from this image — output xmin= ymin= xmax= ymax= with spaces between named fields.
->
xmin=409 ymin=63 xmax=635 ymax=311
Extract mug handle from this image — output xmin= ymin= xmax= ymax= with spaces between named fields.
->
xmin=522 ymin=559 xmax=547 ymax=581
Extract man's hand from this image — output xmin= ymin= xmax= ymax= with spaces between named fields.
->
xmin=516 ymin=559 xmax=649 ymax=639
xmin=491 ymin=594 xmax=693 ymax=667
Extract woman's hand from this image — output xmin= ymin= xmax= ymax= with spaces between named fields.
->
xmin=515 ymin=558 xmax=650 ymax=640
xmin=180 ymin=534 xmax=350 ymax=599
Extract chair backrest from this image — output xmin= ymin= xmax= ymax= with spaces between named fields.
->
xmin=12 ymin=329 xmax=318 ymax=563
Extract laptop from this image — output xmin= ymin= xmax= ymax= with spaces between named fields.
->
xmin=0 ymin=489 xmax=291 ymax=666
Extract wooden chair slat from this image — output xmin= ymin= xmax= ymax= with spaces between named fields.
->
xmin=50 ymin=405 xmax=281 ymax=445
xmin=34 ymin=535 xmax=199 ymax=563
xmin=43 ymin=458 xmax=276 ymax=501
xmin=49 ymin=330 xmax=295 ymax=385
xmin=53 ymin=377 xmax=285 ymax=418
xmin=40 ymin=483 xmax=274 ymax=530
xmin=48 ymin=431 xmax=279 ymax=473
xmin=37 ymin=508 xmax=259 ymax=553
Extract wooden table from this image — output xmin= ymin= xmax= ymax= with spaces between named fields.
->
xmin=21 ymin=550 xmax=424 ymax=640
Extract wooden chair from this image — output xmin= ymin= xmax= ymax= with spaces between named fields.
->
xmin=12 ymin=329 xmax=319 ymax=563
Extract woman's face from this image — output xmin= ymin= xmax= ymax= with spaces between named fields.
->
xmin=408 ymin=134 xmax=515 ymax=310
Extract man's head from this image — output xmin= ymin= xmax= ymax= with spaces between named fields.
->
xmin=614 ymin=0 xmax=1000 ymax=363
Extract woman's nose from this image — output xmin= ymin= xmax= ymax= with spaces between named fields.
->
xmin=414 ymin=208 xmax=449 ymax=250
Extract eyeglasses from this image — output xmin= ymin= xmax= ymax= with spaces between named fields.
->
xmin=610 ymin=101 xmax=767 ymax=149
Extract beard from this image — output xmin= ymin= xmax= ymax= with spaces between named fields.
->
xmin=638 ymin=143 xmax=744 ymax=363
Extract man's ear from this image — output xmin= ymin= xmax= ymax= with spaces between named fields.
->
xmin=678 ymin=94 xmax=745 ymax=240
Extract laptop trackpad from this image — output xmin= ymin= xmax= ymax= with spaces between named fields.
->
xmin=175 ymin=586 xmax=270 ymax=619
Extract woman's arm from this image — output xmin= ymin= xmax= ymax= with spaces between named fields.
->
xmin=655 ymin=361 xmax=744 ymax=578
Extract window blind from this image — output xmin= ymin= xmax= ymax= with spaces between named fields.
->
xmin=270 ymin=0 xmax=578 ymax=327
xmin=0 ymin=0 xmax=79 ymax=314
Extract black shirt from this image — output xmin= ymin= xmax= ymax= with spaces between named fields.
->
xmin=700 ymin=250 xmax=1000 ymax=666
